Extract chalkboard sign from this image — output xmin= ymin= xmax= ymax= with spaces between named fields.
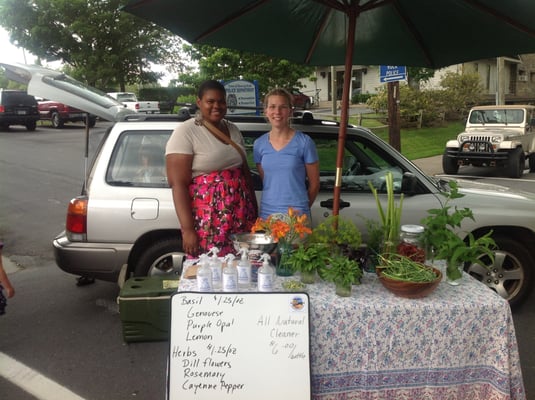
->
xmin=168 ymin=292 xmax=311 ymax=400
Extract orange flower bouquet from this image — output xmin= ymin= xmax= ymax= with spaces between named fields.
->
xmin=251 ymin=208 xmax=312 ymax=276
xmin=251 ymin=207 xmax=312 ymax=244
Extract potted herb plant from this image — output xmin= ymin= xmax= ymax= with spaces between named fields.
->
xmin=320 ymin=254 xmax=363 ymax=296
xmin=420 ymin=180 xmax=496 ymax=284
xmin=306 ymin=215 xmax=362 ymax=258
xmin=287 ymin=242 xmax=330 ymax=284
xmin=302 ymin=215 xmax=362 ymax=294
xmin=369 ymin=171 xmax=403 ymax=259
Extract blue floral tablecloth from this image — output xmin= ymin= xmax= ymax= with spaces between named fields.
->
xmin=179 ymin=263 xmax=525 ymax=400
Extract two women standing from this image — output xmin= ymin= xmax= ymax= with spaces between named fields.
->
xmin=166 ymin=83 xmax=318 ymax=258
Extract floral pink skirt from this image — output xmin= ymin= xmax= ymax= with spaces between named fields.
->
xmin=189 ymin=167 xmax=257 ymax=256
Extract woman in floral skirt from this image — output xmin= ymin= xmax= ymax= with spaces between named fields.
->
xmin=166 ymin=80 xmax=257 ymax=257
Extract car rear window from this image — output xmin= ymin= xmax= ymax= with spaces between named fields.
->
xmin=2 ymin=91 xmax=37 ymax=106
xmin=106 ymin=130 xmax=171 ymax=187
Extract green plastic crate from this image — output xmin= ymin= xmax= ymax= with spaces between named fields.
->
xmin=118 ymin=276 xmax=179 ymax=342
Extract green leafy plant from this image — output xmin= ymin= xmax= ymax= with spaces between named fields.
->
xmin=369 ymin=171 xmax=403 ymax=257
xmin=287 ymin=243 xmax=330 ymax=274
xmin=307 ymin=215 xmax=361 ymax=257
xmin=420 ymin=180 xmax=496 ymax=281
xmin=358 ymin=216 xmax=384 ymax=256
xmin=320 ymin=254 xmax=363 ymax=287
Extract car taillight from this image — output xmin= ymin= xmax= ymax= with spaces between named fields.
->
xmin=66 ymin=197 xmax=87 ymax=234
xmin=135 ymin=103 xmax=140 ymax=110
xmin=0 ymin=105 xmax=4 ymax=113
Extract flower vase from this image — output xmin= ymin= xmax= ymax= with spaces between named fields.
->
xmin=276 ymin=240 xmax=294 ymax=277
xmin=300 ymin=270 xmax=316 ymax=284
xmin=335 ymin=281 xmax=352 ymax=297
xmin=446 ymin=261 xmax=463 ymax=285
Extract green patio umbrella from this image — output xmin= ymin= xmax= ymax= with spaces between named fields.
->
xmin=123 ymin=0 xmax=535 ymax=215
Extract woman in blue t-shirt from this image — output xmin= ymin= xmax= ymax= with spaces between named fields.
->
xmin=253 ymin=88 xmax=320 ymax=219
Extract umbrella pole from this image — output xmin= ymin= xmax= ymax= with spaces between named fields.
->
xmin=83 ymin=113 xmax=89 ymax=195
xmin=333 ymin=9 xmax=357 ymax=217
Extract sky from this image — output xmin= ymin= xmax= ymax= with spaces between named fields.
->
xmin=0 ymin=27 xmax=38 ymax=65
xmin=0 ymin=27 xmax=173 ymax=85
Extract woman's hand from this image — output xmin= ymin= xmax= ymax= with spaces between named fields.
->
xmin=181 ymin=228 xmax=199 ymax=256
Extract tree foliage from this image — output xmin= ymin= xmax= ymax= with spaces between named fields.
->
xmin=438 ymin=71 xmax=484 ymax=118
xmin=366 ymin=72 xmax=484 ymax=127
xmin=407 ymin=67 xmax=435 ymax=90
xmin=0 ymin=0 xmax=185 ymax=90
xmin=179 ymin=44 xmax=315 ymax=97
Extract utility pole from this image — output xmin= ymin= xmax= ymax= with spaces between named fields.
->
xmin=388 ymin=81 xmax=401 ymax=151
xmin=331 ymin=66 xmax=337 ymax=116
xmin=496 ymin=57 xmax=506 ymax=105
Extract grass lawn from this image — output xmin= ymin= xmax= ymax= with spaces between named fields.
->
xmin=349 ymin=115 xmax=464 ymax=160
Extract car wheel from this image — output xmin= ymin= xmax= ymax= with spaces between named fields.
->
xmin=507 ymin=147 xmax=524 ymax=178
xmin=529 ymin=153 xmax=535 ymax=172
xmin=466 ymin=234 xmax=533 ymax=308
xmin=51 ymin=112 xmax=64 ymax=128
xmin=26 ymin=121 xmax=36 ymax=131
xmin=132 ymin=237 xmax=185 ymax=278
xmin=442 ymin=150 xmax=459 ymax=174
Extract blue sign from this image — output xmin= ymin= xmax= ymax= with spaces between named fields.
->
xmin=380 ymin=65 xmax=407 ymax=82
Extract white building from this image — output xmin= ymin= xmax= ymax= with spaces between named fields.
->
xmin=300 ymin=55 xmax=534 ymax=105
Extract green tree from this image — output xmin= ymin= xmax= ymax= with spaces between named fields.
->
xmin=180 ymin=44 xmax=314 ymax=96
xmin=0 ymin=0 xmax=185 ymax=90
xmin=407 ymin=67 xmax=436 ymax=90
xmin=438 ymin=72 xmax=484 ymax=118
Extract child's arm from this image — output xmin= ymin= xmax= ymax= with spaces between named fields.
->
xmin=0 ymin=266 xmax=15 ymax=298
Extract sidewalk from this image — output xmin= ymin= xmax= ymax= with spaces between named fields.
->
xmin=412 ymin=155 xmax=443 ymax=176
xmin=2 ymin=256 xmax=19 ymax=274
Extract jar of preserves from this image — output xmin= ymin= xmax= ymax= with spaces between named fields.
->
xmin=397 ymin=224 xmax=426 ymax=263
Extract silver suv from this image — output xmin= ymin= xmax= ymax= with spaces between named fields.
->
xmin=50 ymin=112 xmax=535 ymax=307
xmin=2 ymin=62 xmax=534 ymax=307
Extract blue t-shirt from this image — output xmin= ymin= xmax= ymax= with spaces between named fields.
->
xmin=253 ymin=130 xmax=318 ymax=219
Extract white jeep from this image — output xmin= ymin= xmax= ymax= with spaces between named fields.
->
xmin=443 ymin=105 xmax=535 ymax=178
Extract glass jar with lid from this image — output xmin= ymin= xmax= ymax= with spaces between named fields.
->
xmin=397 ymin=224 xmax=426 ymax=263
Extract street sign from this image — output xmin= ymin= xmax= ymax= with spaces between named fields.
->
xmin=380 ymin=65 xmax=407 ymax=82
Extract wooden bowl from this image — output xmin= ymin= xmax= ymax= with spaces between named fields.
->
xmin=377 ymin=266 xmax=442 ymax=299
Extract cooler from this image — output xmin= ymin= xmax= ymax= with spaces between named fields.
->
xmin=118 ymin=276 xmax=179 ymax=342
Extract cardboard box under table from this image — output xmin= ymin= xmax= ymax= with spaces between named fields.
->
xmin=118 ymin=276 xmax=179 ymax=342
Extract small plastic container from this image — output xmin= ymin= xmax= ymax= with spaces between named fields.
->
xmin=397 ymin=224 xmax=426 ymax=263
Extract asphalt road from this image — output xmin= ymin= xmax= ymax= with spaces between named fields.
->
xmin=0 ymin=121 xmax=534 ymax=399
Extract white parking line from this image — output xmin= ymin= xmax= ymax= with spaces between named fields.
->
xmin=0 ymin=352 xmax=86 ymax=400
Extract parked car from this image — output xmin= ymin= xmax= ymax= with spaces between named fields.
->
xmin=0 ymin=89 xmax=40 ymax=131
xmin=49 ymin=112 xmax=535 ymax=307
xmin=37 ymin=99 xmax=97 ymax=128
xmin=289 ymin=88 xmax=312 ymax=109
xmin=2 ymin=62 xmax=534 ymax=307
xmin=443 ymin=105 xmax=535 ymax=178
xmin=107 ymin=92 xmax=160 ymax=114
